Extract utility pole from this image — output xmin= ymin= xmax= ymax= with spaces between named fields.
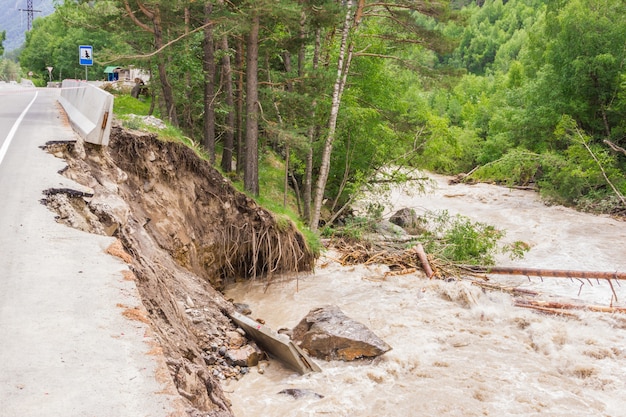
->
xmin=19 ymin=0 xmax=41 ymax=31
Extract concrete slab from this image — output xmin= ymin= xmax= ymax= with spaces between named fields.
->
xmin=59 ymin=80 xmax=113 ymax=146
xmin=229 ymin=311 xmax=321 ymax=375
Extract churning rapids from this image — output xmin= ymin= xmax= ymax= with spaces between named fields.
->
xmin=224 ymin=174 xmax=626 ymax=417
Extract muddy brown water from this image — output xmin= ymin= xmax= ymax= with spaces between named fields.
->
xmin=224 ymin=174 xmax=626 ymax=416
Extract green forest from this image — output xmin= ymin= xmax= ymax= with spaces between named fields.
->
xmin=3 ymin=0 xmax=626 ymax=230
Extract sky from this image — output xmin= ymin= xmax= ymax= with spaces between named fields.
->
xmin=0 ymin=0 xmax=55 ymax=53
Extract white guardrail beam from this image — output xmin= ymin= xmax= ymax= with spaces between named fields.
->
xmin=58 ymin=79 xmax=114 ymax=146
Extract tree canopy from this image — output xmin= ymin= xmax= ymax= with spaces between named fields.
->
xmin=15 ymin=0 xmax=626 ymax=226
xmin=0 ymin=31 xmax=5 ymax=57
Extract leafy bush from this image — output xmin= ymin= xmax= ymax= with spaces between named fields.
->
xmin=471 ymin=148 xmax=542 ymax=186
xmin=418 ymin=115 xmax=457 ymax=173
xmin=538 ymin=119 xmax=626 ymax=207
xmin=421 ymin=210 xmax=506 ymax=265
xmin=320 ymin=216 xmax=375 ymax=242
xmin=323 ymin=207 xmax=526 ymax=265
xmin=474 ymin=132 xmax=514 ymax=165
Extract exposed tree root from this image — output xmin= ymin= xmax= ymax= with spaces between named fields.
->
xmin=108 ymin=126 xmax=315 ymax=288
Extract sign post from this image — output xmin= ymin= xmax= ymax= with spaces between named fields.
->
xmin=79 ymin=45 xmax=93 ymax=81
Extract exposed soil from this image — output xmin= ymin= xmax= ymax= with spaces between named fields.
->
xmin=42 ymin=123 xmax=315 ymax=416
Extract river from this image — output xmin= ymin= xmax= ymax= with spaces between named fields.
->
xmin=224 ymin=174 xmax=626 ymax=416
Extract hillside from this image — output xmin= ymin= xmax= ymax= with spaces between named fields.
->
xmin=0 ymin=0 xmax=54 ymax=53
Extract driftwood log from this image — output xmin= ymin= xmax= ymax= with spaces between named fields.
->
xmin=461 ymin=265 xmax=624 ymax=303
xmin=411 ymin=244 xmax=434 ymax=278
xmin=462 ymin=265 xmax=626 ymax=281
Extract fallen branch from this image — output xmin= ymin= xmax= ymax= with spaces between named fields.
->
xmin=574 ymin=128 xmax=626 ymax=209
xmin=329 ymin=241 xmax=625 ymax=315
xmin=604 ymin=139 xmax=626 ymax=156
xmin=515 ymin=299 xmax=626 ymax=315
xmin=470 ymin=280 xmax=540 ymax=296
xmin=513 ymin=301 xmax=579 ymax=317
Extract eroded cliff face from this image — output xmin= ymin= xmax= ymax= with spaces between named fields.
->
xmin=42 ymin=124 xmax=315 ymax=416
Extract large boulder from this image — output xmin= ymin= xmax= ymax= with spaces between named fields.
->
xmin=292 ymin=305 xmax=391 ymax=361
xmin=389 ymin=208 xmax=424 ymax=234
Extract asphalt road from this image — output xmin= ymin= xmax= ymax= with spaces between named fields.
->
xmin=0 ymin=83 xmax=182 ymax=416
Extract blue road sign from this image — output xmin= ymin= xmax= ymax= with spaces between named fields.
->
xmin=79 ymin=45 xmax=93 ymax=66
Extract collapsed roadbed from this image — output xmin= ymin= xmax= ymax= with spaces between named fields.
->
xmin=42 ymin=124 xmax=316 ymax=416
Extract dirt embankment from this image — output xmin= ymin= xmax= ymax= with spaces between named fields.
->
xmin=43 ymin=124 xmax=316 ymax=416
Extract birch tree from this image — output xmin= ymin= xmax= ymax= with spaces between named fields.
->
xmin=307 ymin=0 xmax=452 ymax=230
xmin=310 ymin=0 xmax=358 ymax=230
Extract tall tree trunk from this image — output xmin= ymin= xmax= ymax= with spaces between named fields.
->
xmin=282 ymin=50 xmax=293 ymax=208
xmin=203 ymin=3 xmax=216 ymax=163
xmin=302 ymin=27 xmax=321 ymax=223
xmin=310 ymin=0 xmax=354 ymax=231
xmin=148 ymin=67 xmax=156 ymax=116
xmin=236 ymin=37 xmax=245 ymax=173
xmin=244 ymin=12 xmax=260 ymax=196
xmin=183 ymin=7 xmax=193 ymax=134
xmin=220 ymin=34 xmax=235 ymax=172
xmin=284 ymin=145 xmax=290 ymax=207
xmin=153 ymin=13 xmax=178 ymax=126
xmin=283 ymin=51 xmax=293 ymax=91
xmin=297 ymin=8 xmax=306 ymax=78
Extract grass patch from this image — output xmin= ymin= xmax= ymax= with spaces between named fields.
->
xmin=113 ymin=94 xmax=151 ymax=116
xmin=255 ymin=150 xmax=321 ymax=256
xmin=113 ymin=94 xmax=208 ymax=159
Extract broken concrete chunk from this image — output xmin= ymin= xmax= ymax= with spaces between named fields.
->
xmin=228 ymin=311 xmax=321 ymax=374
xmin=292 ymin=305 xmax=392 ymax=361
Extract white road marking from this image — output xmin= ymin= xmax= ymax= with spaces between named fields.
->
xmin=0 ymin=91 xmax=39 ymax=167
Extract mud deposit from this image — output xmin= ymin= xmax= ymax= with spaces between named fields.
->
xmin=224 ymin=176 xmax=626 ymax=416
xmin=42 ymin=125 xmax=314 ymax=416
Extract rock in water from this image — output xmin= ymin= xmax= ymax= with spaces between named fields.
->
xmin=278 ymin=388 xmax=324 ymax=399
xmin=233 ymin=302 xmax=252 ymax=315
xmin=292 ymin=305 xmax=391 ymax=361
xmin=389 ymin=207 xmax=417 ymax=228
xmin=389 ymin=208 xmax=424 ymax=234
